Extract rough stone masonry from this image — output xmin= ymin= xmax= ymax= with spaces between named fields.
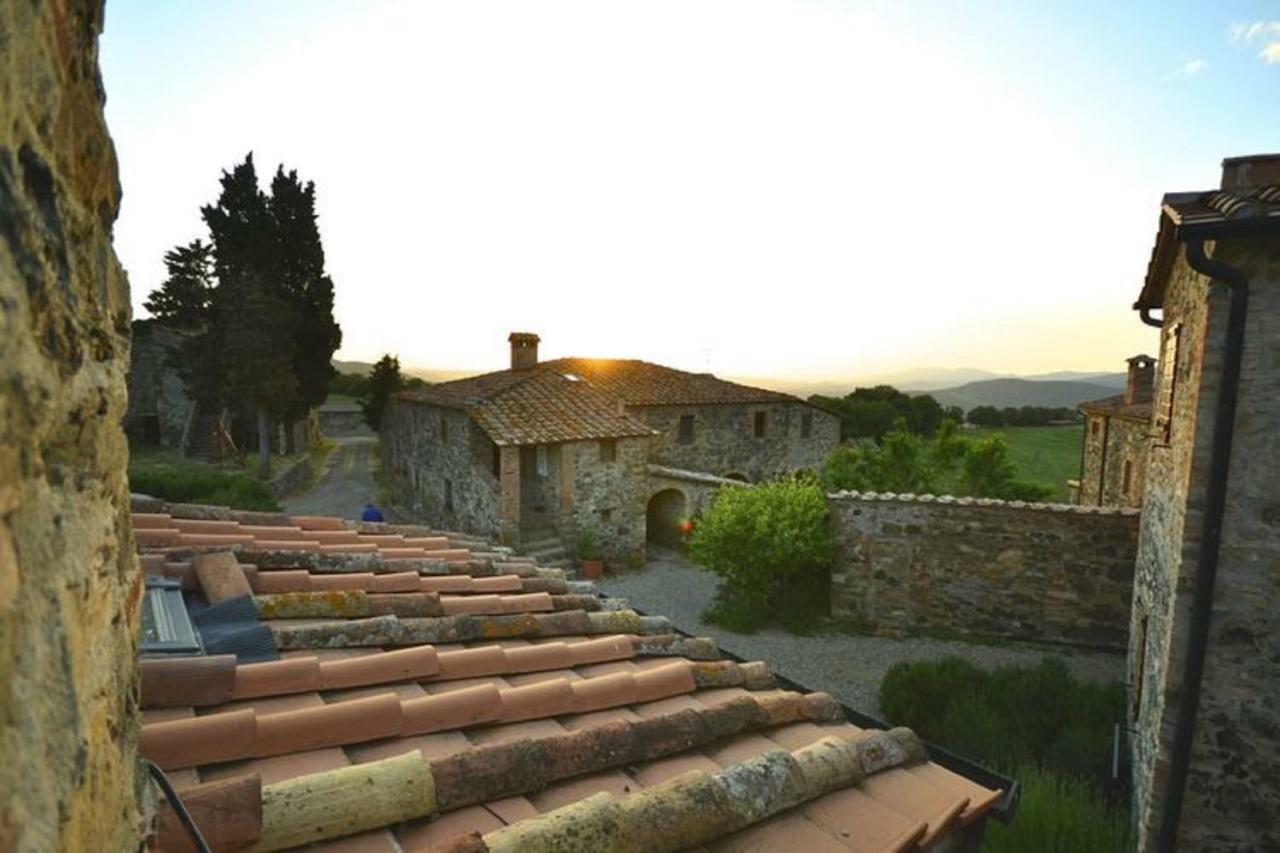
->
xmin=0 ymin=1 xmax=146 ymax=849
xmin=829 ymin=492 xmax=1140 ymax=647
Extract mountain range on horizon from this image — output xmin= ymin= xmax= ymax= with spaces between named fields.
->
xmin=333 ymin=359 xmax=1126 ymax=411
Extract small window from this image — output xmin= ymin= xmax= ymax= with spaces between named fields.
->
xmin=536 ymin=445 xmax=548 ymax=477
xmin=1090 ymin=419 xmax=1101 ymax=438
xmin=801 ymin=412 xmax=813 ymax=438
xmin=753 ymin=411 xmax=767 ymax=438
xmin=678 ymin=414 xmax=695 ymax=445
xmin=599 ymin=439 xmax=617 ymax=463
xmin=440 ymin=416 xmax=449 ymax=445
xmin=491 ymin=443 xmax=501 ymax=479
xmin=1122 ymin=459 xmax=1134 ymax=496
xmin=444 ymin=478 xmax=454 ymax=511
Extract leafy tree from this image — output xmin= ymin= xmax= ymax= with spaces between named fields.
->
xmin=330 ymin=371 xmax=372 ymax=399
xmin=810 ymin=386 xmax=947 ymax=441
xmin=361 ymin=354 xmax=405 ymax=431
xmin=967 ymin=405 xmax=1004 ymax=428
xmin=689 ymin=479 xmax=832 ymax=624
xmin=943 ymin=405 xmax=966 ymax=424
xmin=144 ymin=240 xmax=214 ymax=330
xmin=959 ymin=436 xmax=1052 ymax=500
xmin=821 ymin=419 xmax=1052 ymax=500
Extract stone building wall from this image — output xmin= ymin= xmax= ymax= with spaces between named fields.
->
xmin=562 ymin=437 xmax=650 ymax=564
xmin=0 ymin=1 xmax=146 ymax=848
xmin=1079 ymin=413 xmax=1149 ymax=508
xmin=637 ymin=401 xmax=839 ymax=482
xmin=829 ymin=492 xmax=1140 ymax=647
xmin=380 ymin=400 xmax=501 ymax=540
xmin=1129 ymin=238 xmax=1280 ymax=850
xmin=124 ymin=322 xmax=193 ymax=448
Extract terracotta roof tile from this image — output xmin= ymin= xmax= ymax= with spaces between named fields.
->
xmin=133 ymin=503 xmax=1007 ymax=851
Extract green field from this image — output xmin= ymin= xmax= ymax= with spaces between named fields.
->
xmin=969 ymin=425 xmax=1083 ymax=501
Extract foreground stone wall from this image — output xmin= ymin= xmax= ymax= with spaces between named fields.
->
xmin=1130 ymin=238 xmax=1280 ymax=850
xmin=0 ymin=1 xmax=146 ymax=848
xmin=639 ymin=401 xmax=839 ymax=482
xmin=830 ymin=492 xmax=1139 ymax=647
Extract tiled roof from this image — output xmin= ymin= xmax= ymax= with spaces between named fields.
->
xmin=395 ymin=356 xmax=803 ymax=445
xmin=399 ymin=369 xmax=657 ymax=446
xmin=1137 ymin=182 xmax=1280 ymax=310
xmin=135 ymin=501 xmax=1008 ymax=851
xmin=545 ymin=358 xmax=797 ymax=407
xmin=1078 ymin=394 xmax=1153 ymax=423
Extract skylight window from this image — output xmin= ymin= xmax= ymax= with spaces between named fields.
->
xmin=562 ymin=373 xmax=581 ymax=381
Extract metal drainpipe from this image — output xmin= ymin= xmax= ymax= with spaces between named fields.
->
xmin=1139 ymin=307 xmax=1164 ymax=328
xmin=1154 ymin=238 xmax=1250 ymax=852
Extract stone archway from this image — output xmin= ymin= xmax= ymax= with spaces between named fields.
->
xmin=646 ymin=488 xmax=688 ymax=547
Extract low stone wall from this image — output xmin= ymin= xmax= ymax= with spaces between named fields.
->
xmin=829 ymin=491 xmax=1140 ymax=648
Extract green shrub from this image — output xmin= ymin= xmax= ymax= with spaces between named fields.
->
xmin=879 ymin=656 xmax=1123 ymax=783
xmin=129 ymin=459 xmax=280 ymax=511
xmin=983 ymin=765 xmax=1130 ymax=853
xmin=689 ymin=478 xmax=832 ymax=630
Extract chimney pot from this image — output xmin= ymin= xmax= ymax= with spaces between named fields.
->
xmin=1220 ymin=153 xmax=1280 ymax=190
xmin=1125 ymin=354 xmax=1155 ymax=406
xmin=508 ymin=332 xmax=540 ymax=371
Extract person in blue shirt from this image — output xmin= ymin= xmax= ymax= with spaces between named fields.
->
xmin=361 ymin=501 xmax=385 ymax=523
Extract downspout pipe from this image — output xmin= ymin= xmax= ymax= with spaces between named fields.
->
xmin=1155 ymin=238 xmax=1250 ymax=852
xmin=1139 ymin=306 xmax=1164 ymax=328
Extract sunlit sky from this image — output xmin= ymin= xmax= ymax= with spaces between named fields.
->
xmin=101 ymin=1 xmax=1280 ymax=381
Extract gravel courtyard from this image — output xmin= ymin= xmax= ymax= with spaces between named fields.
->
xmin=597 ymin=548 xmax=1125 ymax=717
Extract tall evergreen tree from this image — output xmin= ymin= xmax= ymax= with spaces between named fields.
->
xmin=361 ymin=355 xmax=405 ymax=431
xmin=268 ymin=167 xmax=342 ymax=450
xmin=144 ymin=240 xmax=214 ymax=330
xmin=201 ymin=154 xmax=300 ymax=477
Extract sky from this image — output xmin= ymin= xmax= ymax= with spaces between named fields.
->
xmin=100 ymin=1 xmax=1280 ymax=382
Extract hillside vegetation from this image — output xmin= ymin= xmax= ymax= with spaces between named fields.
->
xmin=929 ymin=377 xmax=1116 ymax=410
xmin=965 ymin=425 xmax=1083 ymax=502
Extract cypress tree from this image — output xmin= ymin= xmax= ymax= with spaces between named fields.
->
xmin=268 ymin=167 xmax=342 ymax=451
xmin=361 ymin=355 xmax=405 ymax=431
xmin=144 ymin=240 xmax=214 ymax=330
xmin=201 ymin=154 xmax=299 ymax=477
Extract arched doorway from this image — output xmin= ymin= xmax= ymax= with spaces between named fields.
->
xmin=646 ymin=489 xmax=688 ymax=547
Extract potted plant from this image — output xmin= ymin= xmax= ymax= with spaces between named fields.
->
xmin=576 ymin=529 xmax=604 ymax=580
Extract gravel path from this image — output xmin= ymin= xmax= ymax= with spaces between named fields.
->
xmin=598 ymin=549 xmax=1125 ymax=718
xmin=281 ymin=436 xmax=379 ymax=520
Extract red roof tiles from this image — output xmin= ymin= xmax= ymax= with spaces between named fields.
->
xmin=136 ymin=504 xmax=1006 ymax=851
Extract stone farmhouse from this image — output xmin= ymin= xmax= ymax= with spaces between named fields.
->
xmin=382 ymin=333 xmax=840 ymax=562
xmin=1071 ymin=353 xmax=1155 ymax=508
xmin=1124 ymin=153 xmax=1280 ymax=850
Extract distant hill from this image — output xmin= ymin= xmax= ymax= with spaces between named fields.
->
xmin=332 ymin=360 xmax=471 ymax=384
xmin=928 ymin=378 xmax=1118 ymax=410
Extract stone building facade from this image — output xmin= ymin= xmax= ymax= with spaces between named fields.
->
xmin=382 ymin=334 xmax=839 ymax=560
xmin=1126 ymin=155 xmax=1280 ymax=851
xmin=0 ymin=1 xmax=146 ymax=848
xmin=828 ymin=492 xmax=1140 ymax=647
xmin=124 ymin=320 xmax=195 ymax=449
xmin=1073 ymin=354 xmax=1155 ymax=508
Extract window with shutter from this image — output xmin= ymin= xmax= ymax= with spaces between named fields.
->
xmin=1155 ymin=324 xmax=1181 ymax=444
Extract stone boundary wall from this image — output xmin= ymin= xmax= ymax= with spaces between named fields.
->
xmin=829 ymin=491 xmax=1140 ymax=648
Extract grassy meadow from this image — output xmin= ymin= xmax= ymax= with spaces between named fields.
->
xmin=968 ymin=424 xmax=1083 ymax=502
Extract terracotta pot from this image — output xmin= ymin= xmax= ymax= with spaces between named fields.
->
xmin=580 ymin=559 xmax=605 ymax=580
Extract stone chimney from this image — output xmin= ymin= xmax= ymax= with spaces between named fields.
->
xmin=1125 ymin=354 xmax=1155 ymax=406
xmin=508 ymin=332 xmax=540 ymax=371
xmin=1220 ymin=153 xmax=1280 ymax=190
